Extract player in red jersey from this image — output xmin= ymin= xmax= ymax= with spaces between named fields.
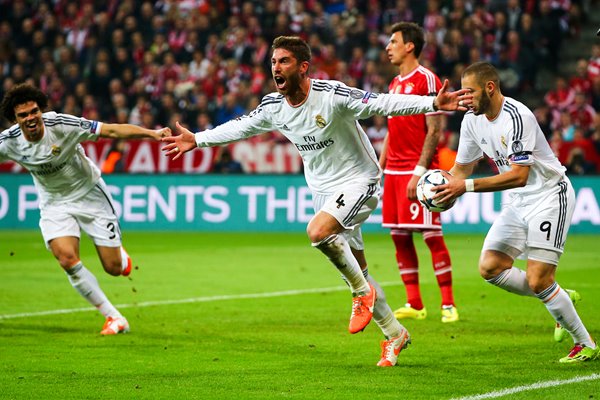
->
xmin=380 ymin=22 xmax=458 ymax=323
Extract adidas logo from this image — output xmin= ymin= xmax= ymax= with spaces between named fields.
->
xmin=481 ymin=138 xmax=488 ymax=145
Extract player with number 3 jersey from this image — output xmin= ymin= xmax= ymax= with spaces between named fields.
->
xmin=0 ymin=84 xmax=171 ymax=336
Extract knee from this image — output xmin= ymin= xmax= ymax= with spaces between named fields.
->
xmin=525 ymin=273 xmax=554 ymax=294
xmin=307 ymin=223 xmax=331 ymax=244
xmin=53 ymin=251 xmax=80 ymax=270
xmin=478 ymin=256 xmax=504 ymax=281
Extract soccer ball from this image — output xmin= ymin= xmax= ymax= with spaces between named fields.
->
xmin=416 ymin=169 xmax=456 ymax=212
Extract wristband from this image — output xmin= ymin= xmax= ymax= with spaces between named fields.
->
xmin=413 ymin=165 xmax=428 ymax=177
xmin=465 ymin=179 xmax=475 ymax=192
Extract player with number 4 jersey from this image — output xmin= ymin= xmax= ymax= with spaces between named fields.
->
xmin=435 ymin=62 xmax=598 ymax=363
xmin=163 ymin=36 xmax=473 ymax=366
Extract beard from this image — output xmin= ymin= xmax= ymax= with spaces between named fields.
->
xmin=473 ymin=92 xmax=491 ymax=116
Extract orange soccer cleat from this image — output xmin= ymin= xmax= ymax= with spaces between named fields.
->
xmin=349 ymin=283 xmax=376 ymax=334
xmin=377 ymin=328 xmax=411 ymax=367
xmin=100 ymin=316 xmax=130 ymax=335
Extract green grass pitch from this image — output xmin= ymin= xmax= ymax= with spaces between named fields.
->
xmin=1 ymin=230 xmax=599 ymax=399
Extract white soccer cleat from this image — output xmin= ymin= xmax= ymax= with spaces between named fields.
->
xmin=100 ymin=316 xmax=130 ymax=335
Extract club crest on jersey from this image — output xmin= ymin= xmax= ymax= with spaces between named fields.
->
xmin=501 ymin=135 xmax=507 ymax=148
xmin=315 ymin=115 xmax=327 ymax=128
xmin=51 ymin=145 xmax=61 ymax=156
xmin=404 ymin=83 xmax=415 ymax=94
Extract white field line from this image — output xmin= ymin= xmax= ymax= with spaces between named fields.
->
xmin=451 ymin=373 xmax=600 ymax=400
xmin=0 ymin=281 xmax=400 ymax=320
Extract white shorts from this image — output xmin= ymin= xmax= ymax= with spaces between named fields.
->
xmin=39 ymin=180 xmax=122 ymax=249
xmin=312 ymin=182 xmax=380 ymax=250
xmin=483 ymin=180 xmax=574 ymax=265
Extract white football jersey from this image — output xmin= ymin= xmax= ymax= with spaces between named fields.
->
xmin=456 ymin=97 xmax=567 ymax=203
xmin=195 ymin=79 xmax=435 ymax=194
xmin=0 ymin=112 xmax=103 ymax=206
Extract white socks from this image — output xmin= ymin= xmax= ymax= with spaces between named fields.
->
xmin=537 ymin=283 xmax=595 ymax=348
xmin=486 ymin=267 xmax=535 ymax=297
xmin=368 ymin=274 xmax=404 ymax=339
xmin=488 ymin=267 xmax=594 ymax=347
xmin=120 ymin=246 xmax=130 ymax=272
xmin=313 ymin=234 xmax=370 ymax=294
xmin=66 ymin=262 xmax=121 ymax=319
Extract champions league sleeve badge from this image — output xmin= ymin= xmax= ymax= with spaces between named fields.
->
xmin=512 ymin=140 xmax=523 ymax=153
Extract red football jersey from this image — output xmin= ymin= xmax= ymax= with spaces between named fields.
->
xmin=385 ymin=66 xmax=442 ymax=172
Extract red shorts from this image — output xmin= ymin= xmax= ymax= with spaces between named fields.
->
xmin=382 ymin=173 xmax=442 ymax=230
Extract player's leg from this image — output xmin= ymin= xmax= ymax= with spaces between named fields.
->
xmin=390 ymin=229 xmax=427 ymax=318
xmin=527 ymin=258 xmax=593 ymax=343
xmin=423 ymin=229 xmax=458 ymax=322
xmin=81 ymin=181 xmax=131 ymax=277
xmin=70 ymin=182 xmax=130 ymax=334
xmin=480 ymin=250 xmax=535 ymax=296
xmin=309 ymin=212 xmax=370 ymax=295
xmin=526 ymin=182 xmax=597 ymax=362
xmin=480 ymin=205 xmax=537 ymax=296
xmin=47 ymin=235 xmax=127 ymax=333
xmin=96 ymin=245 xmax=132 ymax=277
xmin=309 ymin=183 xmax=379 ymax=334
xmin=382 ymin=175 xmax=427 ymax=319
xmin=350 ymin=242 xmax=410 ymax=367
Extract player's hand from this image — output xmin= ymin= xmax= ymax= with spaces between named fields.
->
xmin=433 ymin=80 xmax=473 ymax=112
xmin=432 ymin=170 xmax=466 ymax=204
xmin=407 ymin=175 xmax=419 ymax=200
xmin=161 ymin=121 xmax=197 ymax=161
xmin=153 ymin=127 xmax=172 ymax=140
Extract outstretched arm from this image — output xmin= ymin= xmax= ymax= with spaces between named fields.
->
xmin=433 ymin=79 xmax=473 ymax=112
xmin=100 ymin=123 xmax=171 ymax=141
xmin=161 ymin=121 xmax=198 ymax=161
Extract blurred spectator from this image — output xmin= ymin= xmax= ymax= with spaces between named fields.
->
xmin=212 ymin=147 xmax=244 ymax=174
xmin=570 ymin=59 xmax=593 ymax=96
xmin=214 ymin=93 xmax=245 ymax=126
xmin=438 ymin=131 xmax=459 ymax=172
xmin=102 ymin=139 xmax=128 ymax=174
xmin=0 ymin=0 xmax=596 ymax=172
xmin=566 ymin=147 xmax=596 ymax=175
xmin=568 ymin=92 xmax=597 ymax=134
xmin=545 ymin=76 xmax=576 ymax=112
xmin=365 ymin=114 xmax=387 ymax=157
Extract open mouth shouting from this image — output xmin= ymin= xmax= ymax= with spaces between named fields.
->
xmin=274 ymin=75 xmax=287 ymax=92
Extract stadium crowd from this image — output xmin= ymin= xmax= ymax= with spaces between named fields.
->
xmin=1 ymin=0 xmax=599 ymax=173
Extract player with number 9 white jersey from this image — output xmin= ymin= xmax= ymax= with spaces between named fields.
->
xmin=457 ymin=96 xmax=574 ymax=260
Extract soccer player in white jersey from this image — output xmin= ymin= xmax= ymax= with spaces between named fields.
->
xmin=434 ymin=61 xmax=599 ymax=363
xmin=0 ymin=84 xmax=171 ymax=335
xmin=162 ymin=36 xmax=472 ymax=366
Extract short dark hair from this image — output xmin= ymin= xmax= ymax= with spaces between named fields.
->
xmin=272 ymin=36 xmax=312 ymax=64
xmin=1 ymin=84 xmax=48 ymax=122
xmin=390 ymin=22 xmax=425 ymax=58
xmin=462 ymin=61 xmax=500 ymax=88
